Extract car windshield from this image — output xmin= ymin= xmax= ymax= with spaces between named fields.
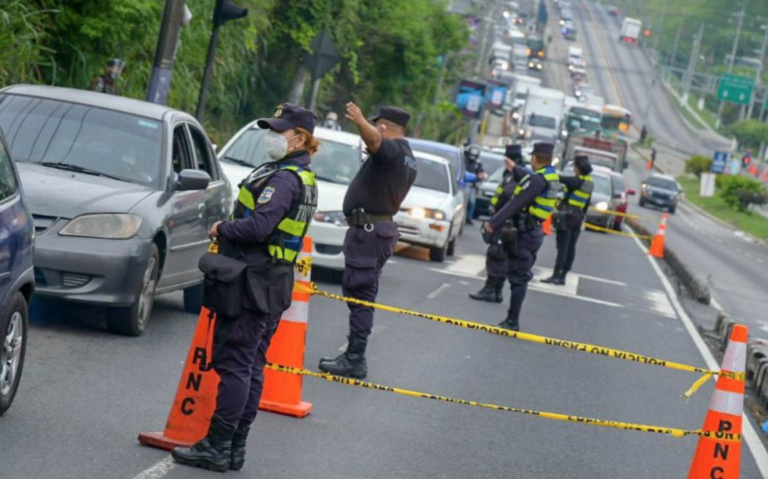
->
xmin=222 ymin=128 xmax=268 ymax=168
xmin=479 ymin=153 xmax=504 ymax=176
xmin=566 ymin=113 xmax=601 ymax=132
xmin=529 ymin=115 xmax=557 ymax=128
xmin=592 ymin=174 xmax=611 ymax=196
xmin=488 ymin=166 xmax=506 ymax=183
xmin=413 ymin=156 xmax=449 ymax=193
xmin=611 ymin=175 xmax=626 ymax=193
xmin=311 ymin=139 xmax=362 ymax=185
xmin=0 ymin=94 xmax=163 ymax=187
xmin=647 ymin=177 xmax=677 ymax=191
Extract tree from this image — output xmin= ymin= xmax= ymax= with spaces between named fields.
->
xmin=729 ymin=120 xmax=768 ymax=151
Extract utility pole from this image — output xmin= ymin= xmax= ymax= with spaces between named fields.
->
xmin=147 ymin=0 xmax=192 ymax=105
xmin=669 ymin=16 xmax=684 ymax=69
xmin=716 ymin=2 xmax=747 ymax=128
xmin=746 ymin=24 xmax=768 ymax=120
xmin=682 ymin=24 xmax=704 ymax=105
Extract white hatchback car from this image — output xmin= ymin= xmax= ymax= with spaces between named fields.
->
xmin=217 ymin=123 xmax=363 ymax=272
xmin=395 ymin=151 xmax=464 ymax=262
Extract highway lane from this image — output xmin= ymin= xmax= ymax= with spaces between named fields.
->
xmin=2 ymin=223 xmax=766 ymax=478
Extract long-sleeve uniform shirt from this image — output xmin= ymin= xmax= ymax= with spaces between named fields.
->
xmin=488 ymin=165 xmax=547 ymax=231
xmin=559 ymin=175 xmax=592 ymax=212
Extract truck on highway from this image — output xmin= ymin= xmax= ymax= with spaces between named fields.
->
xmin=563 ymin=131 xmax=628 ymax=172
xmin=512 ymin=44 xmax=529 ymax=72
xmin=526 ymin=36 xmax=546 ymax=59
xmin=520 ymin=86 xmax=566 ymax=143
xmin=620 ymin=18 xmax=642 ymax=44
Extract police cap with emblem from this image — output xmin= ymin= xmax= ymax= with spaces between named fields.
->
xmin=575 ymin=154 xmax=593 ymax=175
xmin=369 ymin=106 xmax=411 ymax=128
xmin=505 ymin=144 xmax=523 ymax=161
xmin=532 ymin=142 xmax=555 ymax=155
xmin=258 ymin=103 xmax=317 ymax=134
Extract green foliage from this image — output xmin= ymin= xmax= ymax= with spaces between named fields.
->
xmin=684 ymin=155 xmax=712 ymax=178
xmin=715 ymin=175 xmax=768 ymax=212
xmin=728 ymin=120 xmax=768 ymax=151
xmin=0 ymin=0 xmax=53 ymax=85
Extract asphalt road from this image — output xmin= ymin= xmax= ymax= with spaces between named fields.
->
xmin=2 ymin=221 xmax=767 ymax=478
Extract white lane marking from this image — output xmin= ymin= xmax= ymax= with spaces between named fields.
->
xmin=445 ymin=253 xmax=486 ymax=276
xmin=533 ymin=268 xmax=579 ymax=296
xmin=643 ymin=290 xmax=677 ymax=318
xmin=627 ymin=227 xmax=768 ymax=475
xmin=427 ymin=283 xmax=451 ymax=300
xmin=132 ymin=457 xmax=176 ymax=479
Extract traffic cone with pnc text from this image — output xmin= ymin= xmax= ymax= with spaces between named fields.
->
xmin=687 ymin=324 xmax=747 ymax=479
xmin=648 ymin=213 xmax=667 ymax=259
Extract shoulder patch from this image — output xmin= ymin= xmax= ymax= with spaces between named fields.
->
xmin=257 ymin=186 xmax=276 ymax=204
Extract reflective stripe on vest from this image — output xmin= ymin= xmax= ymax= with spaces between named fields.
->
xmin=567 ymin=174 xmax=593 ymax=208
xmin=513 ymin=166 xmax=562 ymax=221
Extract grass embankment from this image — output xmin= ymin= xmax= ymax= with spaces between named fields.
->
xmin=677 ymin=175 xmax=768 ymax=239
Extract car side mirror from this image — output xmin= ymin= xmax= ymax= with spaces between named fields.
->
xmin=177 ymin=169 xmax=210 ymax=191
xmin=627 ymin=189 xmax=637 ymax=195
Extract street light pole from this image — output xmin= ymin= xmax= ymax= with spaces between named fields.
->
xmin=746 ymin=24 xmax=768 ymax=120
xmin=716 ymin=2 xmax=747 ymax=128
xmin=682 ymin=24 xmax=704 ymax=105
xmin=669 ymin=16 xmax=684 ymax=69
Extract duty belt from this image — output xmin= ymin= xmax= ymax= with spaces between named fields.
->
xmin=513 ymin=213 xmax=540 ymax=232
xmin=347 ymin=209 xmax=394 ymax=229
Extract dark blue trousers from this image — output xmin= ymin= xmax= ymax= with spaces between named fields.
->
xmin=506 ymin=229 xmax=544 ymax=324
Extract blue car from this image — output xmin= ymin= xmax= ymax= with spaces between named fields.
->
xmin=0 ymin=126 xmax=34 ymax=416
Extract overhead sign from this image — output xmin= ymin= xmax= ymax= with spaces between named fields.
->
xmin=711 ymin=151 xmax=728 ymax=174
xmin=456 ymin=80 xmax=486 ymax=119
xmin=717 ymin=74 xmax=754 ymax=105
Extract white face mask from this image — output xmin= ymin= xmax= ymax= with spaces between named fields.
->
xmin=265 ymin=131 xmax=302 ymax=161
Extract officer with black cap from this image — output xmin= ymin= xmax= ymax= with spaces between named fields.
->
xmin=172 ymin=103 xmax=319 ymax=472
xmin=319 ymin=103 xmax=417 ymax=379
xmin=542 ymin=154 xmax=593 ymax=285
xmin=484 ymin=142 xmax=562 ymax=331
xmin=90 ymin=58 xmax=125 ymax=95
xmin=469 ymin=143 xmax=524 ymax=303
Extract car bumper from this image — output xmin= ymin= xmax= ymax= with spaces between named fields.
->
xmin=586 ymin=211 xmax=611 ymax=228
xmin=642 ymin=193 xmax=677 ymax=208
xmin=394 ymin=214 xmax=451 ymax=248
xmin=307 ymin=220 xmax=347 ymax=271
xmin=32 ymin=233 xmax=150 ymax=307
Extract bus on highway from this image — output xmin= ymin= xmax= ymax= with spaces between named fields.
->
xmin=601 ymin=104 xmax=632 ymax=135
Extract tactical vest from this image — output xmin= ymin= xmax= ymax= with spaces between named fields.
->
xmin=566 ymin=174 xmax=593 ymax=209
xmin=490 ymin=171 xmax=514 ymax=210
xmin=512 ymin=166 xmax=562 ymax=221
xmin=233 ymin=163 xmax=317 ymax=264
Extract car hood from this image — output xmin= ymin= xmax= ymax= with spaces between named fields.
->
xmin=17 ymin=163 xmax=154 ymax=219
xmin=589 ymin=192 xmax=611 ymax=206
xmin=400 ymin=186 xmax=451 ymax=211
xmin=479 ymin=181 xmax=500 ymax=194
xmin=220 ymin=159 xmax=347 ymax=212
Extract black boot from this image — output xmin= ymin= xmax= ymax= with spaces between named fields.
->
xmin=318 ymin=335 xmax=368 ymax=379
xmin=496 ymin=316 xmax=519 ymax=331
xmin=540 ymin=270 xmax=562 ymax=284
xmin=469 ymin=277 xmax=496 ymax=302
xmin=552 ymin=271 xmax=566 ymax=286
xmin=229 ymin=422 xmax=251 ymax=471
xmin=172 ymin=416 xmax=235 ymax=473
xmin=493 ymin=277 xmax=504 ymax=303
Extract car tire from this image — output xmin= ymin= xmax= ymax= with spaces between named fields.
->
xmin=429 ymin=242 xmax=448 ymax=262
xmin=0 ymin=291 xmax=28 ymax=416
xmin=107 ymin=243 xmax=159 ymax=337
xmin=613 ymin=218 xmax=623 ymax=232
xmin=183 ymin=283 xmax=204 ymax=315
xmin=639 ymin=198 xmax=646 ymax=208
xmin=668 ymin=205 xmax=676 ymax=214
xmin=447 ymin=236 xmax=456 ymax=257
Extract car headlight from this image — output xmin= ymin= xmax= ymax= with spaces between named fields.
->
xmin=594 ymin=201 xmax=609 ymax=211
xmin=409 ymin=207 xmax=445 ymax=220
xmin=314 ymin=211 xmax=347 ymax=226
xmin=561 ymin=130 xmax=568 ymax=137
xmin=60 ymin=214 xmax=142 ymax=239
xmin=512 ymin=112 xmax=520 ymax=120
xmin=560 ymin=20 xmax=565 ymax=25
xmin=568 ymin=65 xmax=574 ymax=71
xmin=537 ymin=64 xmax=543 ymax=70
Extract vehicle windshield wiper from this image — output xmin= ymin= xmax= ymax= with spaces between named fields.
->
xmin=41 ymin=162 xmax=127 ymax=182
xmin=223 ymin=156 xmax=255 ymax=168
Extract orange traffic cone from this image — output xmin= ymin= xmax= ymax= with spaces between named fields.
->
xmin=648 ymin=213 xmax=668 ymax=259
xmin=542 ymin=215 xmax=553 ymax=236
xmin=749 ymin=164 xmax=759 ymax=177
xmin=646 ymin=158 xmax=653 ymax=170
xmin=258 ymin=237 xmax=314 ymax=417
xmin=761 ymin=170 xmax=767 ymax=182
xmin=687 ymin=324 xmax=747 ymax=479
xmin=138 ymin=308 xmax=220 ymax=450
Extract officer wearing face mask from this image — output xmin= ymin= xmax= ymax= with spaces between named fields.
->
xmin=319 ymin=104 xmax=417 ymax=379
xmin=172 ymin=103 xmax=319 ymax=473
xmin=90 ymin=58 xmax=124 ymax=95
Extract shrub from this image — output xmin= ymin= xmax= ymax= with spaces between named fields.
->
xmin=684 ymin=155 xmax=712 ymax=178
xmin=715 ymin=175 xmax=768 ymax=212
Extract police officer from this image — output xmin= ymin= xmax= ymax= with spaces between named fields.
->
xmin=172 ymin=104 xmax=318 ymax=472
xmin=469 ymin=144 xmax=523 ymax=303
xmin=90 ymin=58 xmax=124 ymax=95
xmin=464 ymin=145 xmax=487 ymax=225
xmin=542 ymin=155 xmax=593 ymax=286
xmin=483 ymin=142 xmax=561 ymax=331
xmin=318 ymin=103 xmax=417 ymax=379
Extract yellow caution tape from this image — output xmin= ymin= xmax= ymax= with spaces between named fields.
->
xmin=585 ymin=222 xmax=652 ymax=239
xmin=294 ymin=256 xmax=312 ymax=276
xmin=266 ymin=363 xmax=741 ymax=442
xmin=588 ymin=207 xmax=641 ymax=219
xmin=295 ymin=283 xmax=744 ymax=390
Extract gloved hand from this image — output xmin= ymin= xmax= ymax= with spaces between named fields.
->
xmin=481 ymin=223 xmax=493 ymax=244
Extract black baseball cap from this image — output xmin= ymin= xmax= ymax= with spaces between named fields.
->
xmin=369 ymin=106 xmax=411 ymax=128
xmin=505 ymin=144 xmax=523 ymax=160
xmin=257 ymin=103 xmax=317 ymax=134
xmin=532 ymin=142 xmax=555 ymax=155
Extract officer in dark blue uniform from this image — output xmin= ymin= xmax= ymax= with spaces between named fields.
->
xmin=470 ymin=144 xmax=523 ymax=303
xmin=484 ymin=142 xmax=561 ymax=331
xmin=542 ymin=155 xmax=593 ymax=285
xmin=172 ymin=104 xmax=318 ymax=472
xmin=319 ymin=104 xmax=417 ymax=379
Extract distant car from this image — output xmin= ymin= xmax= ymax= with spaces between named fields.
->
xmin=217 ymin=124 xmax=364 ymax=272
xmin=0 ymin=85 xmax=230 ymax=336
xmin=473 ymin=151 xmax=506 ymax=217
xmin=639 ymin=173 xmax=680 ymax=213
xmin=564 ymin=27 xmax=578 ymax=41
xmin=607 ymin=6 xmax=620 ymax=17
xmin=592 ymin=165 xmax=635 ymax=230
xmin=0 ymin=125 xmax=34 ymax=416
xmin=528 ymin=58 xmax=544 ymax=71
xmin=394 ymin=152 xmax=464 ymax=262
xmin=584 ymin=170 xmax=617 ymax=229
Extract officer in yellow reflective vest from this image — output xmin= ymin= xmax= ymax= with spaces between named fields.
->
xmin=470 ymin=144 xmax=522 ymax=303
xmin=172 ymin=104 xmax=318 ymax=472
xmin=542 ymin=155 xmax=593 ymax=286
xmin=483 ymin=142 xmax=562 ymax=331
